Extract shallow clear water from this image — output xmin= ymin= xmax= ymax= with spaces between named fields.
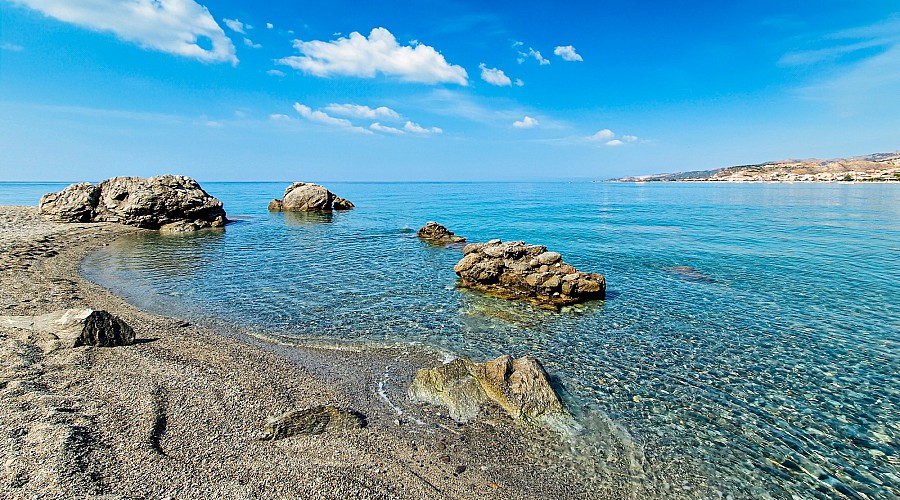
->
xmin=12 ymin=181 xmax=899 ymax=498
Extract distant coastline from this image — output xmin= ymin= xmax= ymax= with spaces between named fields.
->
xmin=613 ymin=151 xmax=900 ymax=183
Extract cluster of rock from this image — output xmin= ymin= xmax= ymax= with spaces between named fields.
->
xmin=267 ymin=182 xmax=354 ymax=212
xmin=38 ymin=175 xmax=226 ymax=231
xmin=0 ymin=308 xmax=135 ymax=348
xmin=417 ymin=222 xmax=465 ymax=244
xmin=261 ymin=405 xmax=366 ymax=440
xmin=453 ymin=240 xmax=605 ymax=308
xmin=408 ymin=355 xmax=569 ymax=430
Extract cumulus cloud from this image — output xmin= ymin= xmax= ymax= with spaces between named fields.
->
xmin=292 ymin=103 xmax=372 ymax=134
xmin=404 ymin=121 xmax=442 ymax=134
xmin=269 ymin=113 xmax=291 ymax=121
xmin=11 ymin=0 xmax=237 ymax=64
xmin=370 ymin=122 xmax=405 ymax=134
xmin=512 ymin=116 xmax=539 ymax=129
xmin=622 ymin=135 xmax=639 ymax=142
xmin=266 ymin=22 xmax=274 ymax=29
xmin=223 ymin=18 xmax=245 ymax=34
xmin=479 ymin=63 xmax=512 ymax=86
xmin=518 ymin=47 xmax=549 ymax=65
xmin=514 ymin=78 xmax=524 ymax=87
xmin=605 ymin=139 xmax=624 ymax=146
xmin=278 ymin=28 xmax=468 ymax=85
xmin=1 ymin=42 xmax=24 ymax=52
xmin=554 ymin=45 xmax=583 ymax=62
xmin=266 ymin=69 xmax=285 ymax=77
xmin=589 ymin=129 xmax=615 ymax=141
xmin=324 ymin=103 xmax=401 ymax=120
xmin=243 ymin=38 xmax=261 ymax=49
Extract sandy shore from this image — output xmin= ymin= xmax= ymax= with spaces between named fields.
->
xmin=0 ymin=206 xmax=688 ymax=499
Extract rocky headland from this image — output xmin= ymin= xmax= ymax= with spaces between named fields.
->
xmin=616 ymin=151 xmax=900 ymax=182
xmin=38 ymin=175 xmax=227 ymax=231
xmin=453 ymin=240 xmax=606 ymax=308
xmin=268 ymin=182 xmax=354 ymax=212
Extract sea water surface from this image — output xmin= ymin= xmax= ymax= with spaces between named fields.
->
xmin=9 ymin=181 xmax=898 ymax=498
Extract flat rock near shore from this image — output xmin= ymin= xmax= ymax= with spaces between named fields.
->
xmin=0 ymin=205 xmax=665 ymax=499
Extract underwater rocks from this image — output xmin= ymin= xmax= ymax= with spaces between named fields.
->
xmin=408 ymin=355 xmax=569 ymax=429
xmin=453 ymin=240 xmax=605 ymax=308
xmin=268 ymin=182 xmax=354 ymax=212
xmin=417 ymin=222 xmax=465 ymax=244
xmin=261 ymin=406 xmax=367 ymax=440
xmin=39 ymin=175 xmax=226 ymax=231
xmin=0 ymin=308 xmax=135 ymax=348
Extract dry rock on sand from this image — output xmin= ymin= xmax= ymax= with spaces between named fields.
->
xmin=38 ymin=175 xmax=226 ymax=231
xmin=262 ymin=405 xmax=367 ymax=440
xmin=453 ymin=240 xmax=606 ymax=308
xmin=268 ymin=182 xmax=355 ymax=211
xmin=408 ymin=355 xmax=571 ymax=431
xmin=0 ymin=308 xmax=135 ymax=348
xmin=417 ymin=222 xmax=466 ymax=244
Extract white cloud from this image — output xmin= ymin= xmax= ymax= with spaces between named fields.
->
xmin=554 ymin=45 xmax=583 ymax=62
xmin=292 ymin=102 xmax=372 ymax=134
xmin=606 ymin=139 xmax=624 ymax=146
xmin=269 ymin=113 xmax=291 ymax=121
xmin=277 ymin=28 xmax=468 ymax=85
xmin=589 ymin=129 xmax=615 ymax=141
xmin=195 ymin=118 xmax=223 ymax=128
xmin=404 ymin=121 xmax=442 ymax=134
xmin=223 ymin=18 xmax=245 ymax=34
xmin=519 ymin=47 xmax=550 ymax=65
xmin=479 ymin=63 xmax=512 ymax=86
xmin=513 ymin=116 xmax=539 ymax=129
xmin=266 ymin=22 xmax=274 ymax=29
xmin=514 ymin=78 xmax=524 ymax=87
xmin=266 ymin=69 xmax=285 ymax=77
xmin=11 ymin=0 xmax=237 ymax=64
xmin=244 ymin=38 xmax=261 ymax=49
xmin=370 ymin=122 xmax=405 ymax=135
xmin=324 ymin=103 xmax=400 ymax=120
xmin=623 ymin=135 xmax=639 ymax=142
xmin=1 ymin=42 xmax=24 ymax=52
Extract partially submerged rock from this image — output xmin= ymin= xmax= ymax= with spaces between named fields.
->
xmin=453 ymin=240 xmax=605 ymax=308
xmin=39 ymin=175 xmax=226 ymax=231
xmin=0 ymin=309 xmax=135 ymax=348
xmin=268 ymin=182 xmax=354 ymax=212
xmin=261 ymin=406 xmax=366 ymax=440
xmin=408 ymin=355 xmax=568 ymax=429
xmin=417 ymin=222 xmax=465 ymax=244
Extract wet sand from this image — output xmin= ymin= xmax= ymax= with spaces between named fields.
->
xmin=0 ymin=206 xmax=687 ymax=499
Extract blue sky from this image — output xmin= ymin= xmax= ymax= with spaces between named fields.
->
xmin=1 ymin=1 xmax=898 ymax=181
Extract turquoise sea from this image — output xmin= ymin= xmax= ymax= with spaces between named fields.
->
xmin=4 ymin=181 xmax=899 ymax=498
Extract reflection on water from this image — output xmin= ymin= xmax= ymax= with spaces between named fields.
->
xmin=79 ymin=182 xmax=900 ymax=499
xmin=278 ymin=210 xmax=334 ymax=225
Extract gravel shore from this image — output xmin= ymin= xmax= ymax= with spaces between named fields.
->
xmin=0 ymin=206 xmax=668 ymax=499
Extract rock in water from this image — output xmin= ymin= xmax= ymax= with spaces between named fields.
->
xmin=261 ymin=406 xmax=366 ymax=440
xmin=417 ymin=221 xmax=465 ymax=244
xmin=267 ymin=182 xmax=354 ymax=212
xmin=408 ymin=355 xmax=568 ymax=429
xmin=0 ymin=309 xmax=135 ymax=348
xmin=453 ymin=240 xmax=605 ymax=308
xmin=39 ymin=175 xmax=226 ymax=231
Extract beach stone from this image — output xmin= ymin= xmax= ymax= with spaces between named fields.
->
xmin=39 ymin=175 xmax=226 ymax=231
xmin=408 ymin=355 xmax=568 ymax=428
xmin=261 ymin=406 xmax=366 ymax=440
xmin=453 ymin=240 xmax=605 ymax=308
xmin=0 ymin=308 xmax=135 ymax=348
xmin=417 ymin=222 xmax=465 ymax=244
xmin=267 ymin=182 xmax=354 ymax=212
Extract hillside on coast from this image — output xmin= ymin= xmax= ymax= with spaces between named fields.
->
xmin=616 ymin=152 xmax=900 ymax=182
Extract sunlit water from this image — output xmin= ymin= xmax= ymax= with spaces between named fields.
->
xmin=6 ymin=182 xmax=898 ymax=498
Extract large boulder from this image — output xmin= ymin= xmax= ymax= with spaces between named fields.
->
xmin=408 ymin=355 xmax=568 ymax=429
xmin=417 ymin=221 xmax=465 ymax=244
xmin=0 ymin=309 xmax=135 ymax=348
xmin=39 ymin=175 xmax=226 ymax=231
xmin=453 ymin=240 xmax=605 ymax=308
xmin=268 ymin=182 xmax=354 ymax=212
